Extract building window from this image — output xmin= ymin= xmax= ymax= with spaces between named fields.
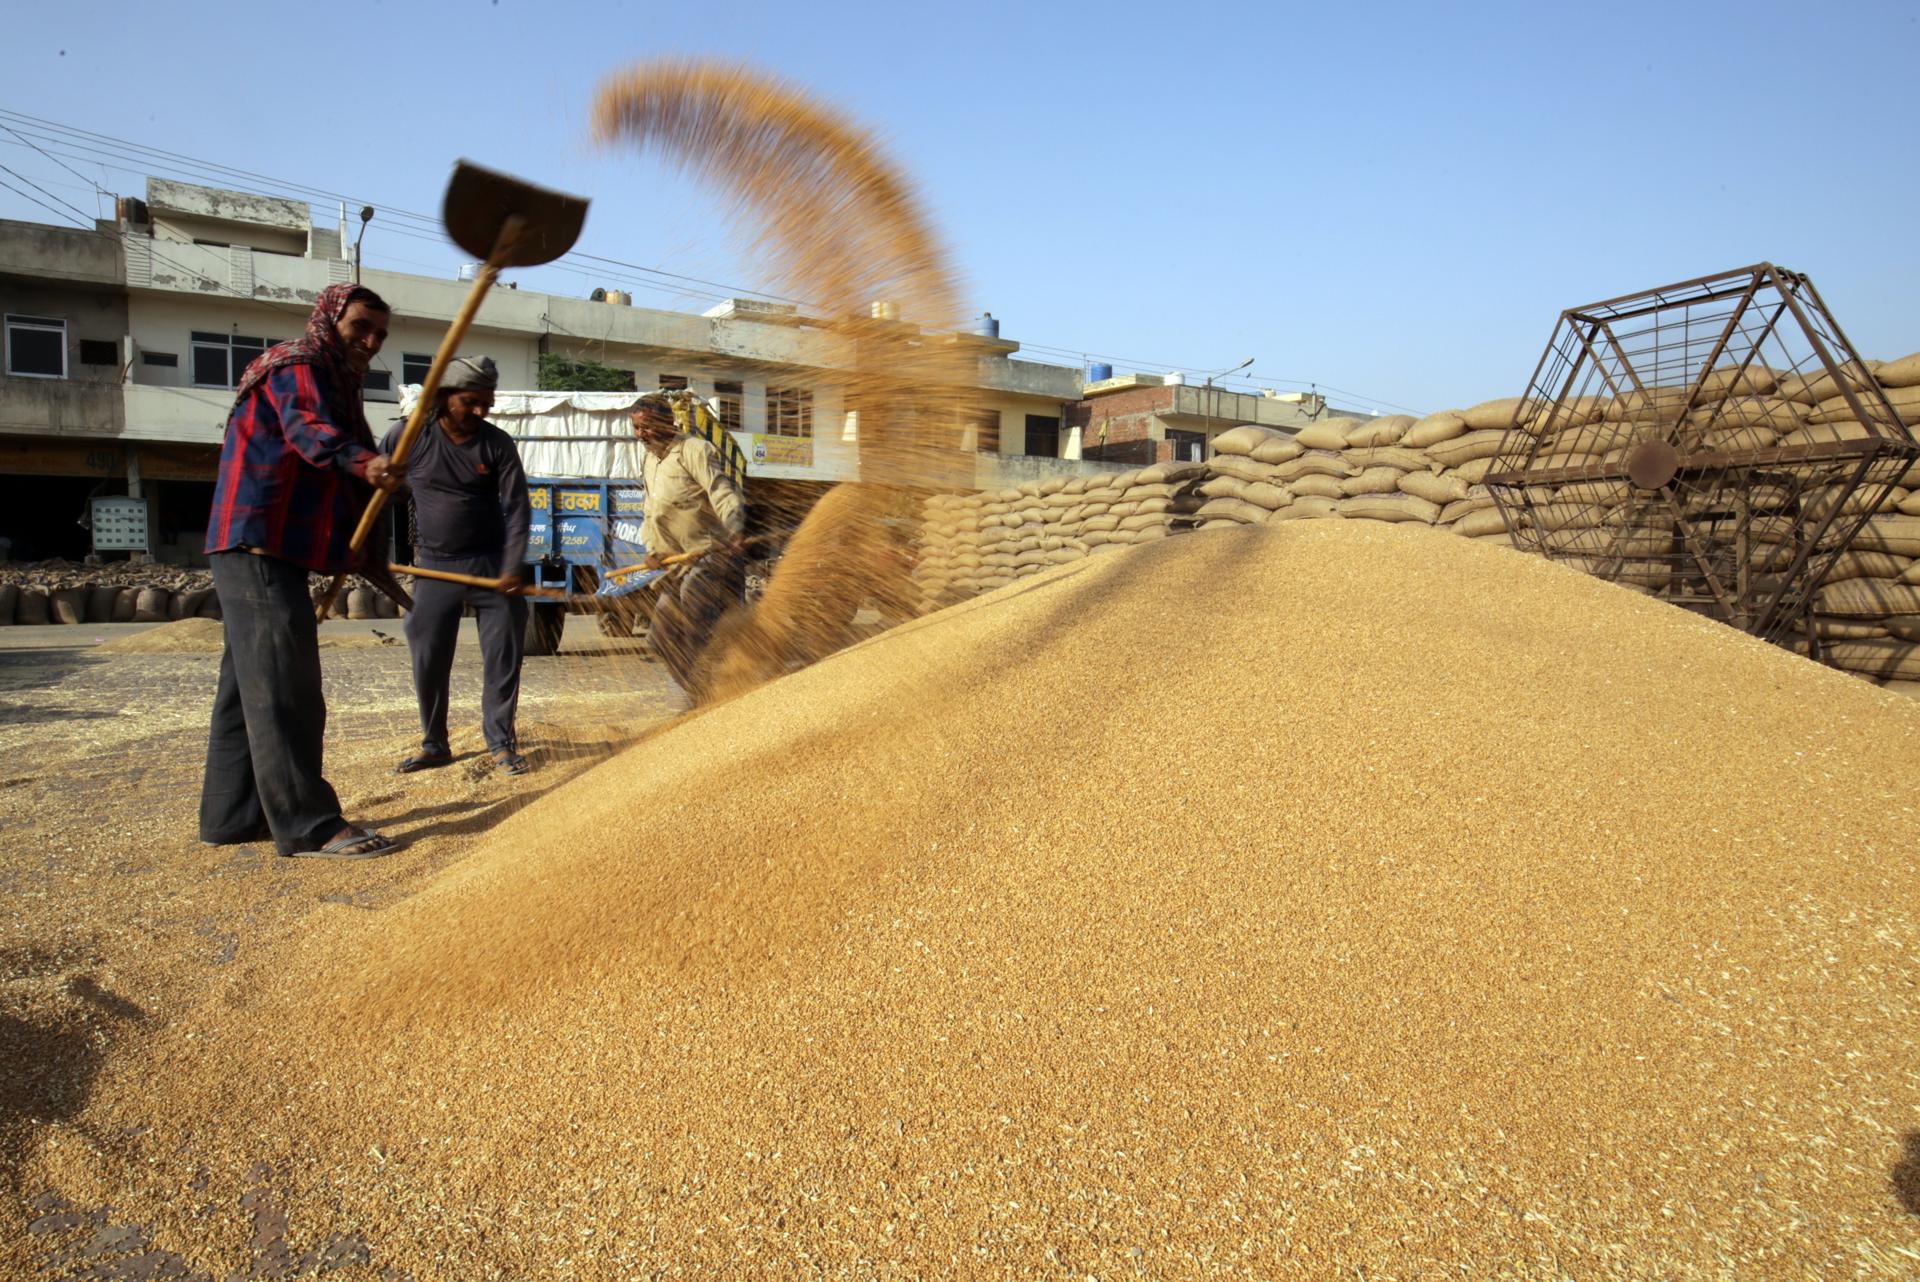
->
xmin=191 ymin=331 xmax=275 ymax=388
xmin=1167 ymin=428 xmax=1206 ymax=463
xmin=1023 ymin=414 xmax=1061 ymax=458
xmin=402 ymin=353 xmax=433 ymax=385
xmin=5 ymin=314 xmax=66 ymax=378
xmin=713 ymin=380 xmax=743 ymax=432
xmin=141 ymin=351 xmax=178 ymax=367
xmin=79 ymin=340 xmax=119 ymax=367
xmin=657 ymin=374 xmax=688 ymax=391
xmin=363 ymin=369 xmax=394 ymax=397
xmin=767 ymin=387 xmax=813 ymax=437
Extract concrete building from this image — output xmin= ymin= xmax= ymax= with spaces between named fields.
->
xmin=0 ymin=177 xmax=1358 ymax=564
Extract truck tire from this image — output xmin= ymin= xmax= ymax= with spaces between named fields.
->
xmin=525 ymin=602 xmax=566 ymax=656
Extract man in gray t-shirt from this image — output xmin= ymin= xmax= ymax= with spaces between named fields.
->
xmin=385 ymin=356 xmax=534 ymax=775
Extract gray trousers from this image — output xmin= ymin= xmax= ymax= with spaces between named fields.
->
xmin=405 ymin=554 xmax=527 ymax=755
xmin=650 ymin=553 xmax=744 ymax=691
xmin=199 ymin=551 xmax=344 ymax=855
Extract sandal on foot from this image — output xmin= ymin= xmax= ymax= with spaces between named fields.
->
xmin=393 ymin=751 xmax=454 ymax=774
xmin=289 ymin=829 xmax=400 ymax=860
xmin=491 ymin=749 xmax=531 ymax=776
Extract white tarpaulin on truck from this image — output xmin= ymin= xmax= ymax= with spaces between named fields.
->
xmin=399 ymin=387 xmax=687 ymax=480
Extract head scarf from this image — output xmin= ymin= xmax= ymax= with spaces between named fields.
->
xmin=441 ymin=355 xmax=499 ymax=393
xmin=231 ymin=282 xmax=380 ymax=437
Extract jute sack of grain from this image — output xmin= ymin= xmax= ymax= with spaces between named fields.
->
xmin=1815 ymin=616 xmax=1891 ymax=640
xmin=1118 ymin=513 xmax=1170 ymax=533
xmin=1822 ymin=638 xmax=1920 ymax=681
xmin=1044 ymin=548 xmax=1083 ymax=565
xmin=1208 ymin=456 xmax=1283 ymax=485
xmin=1346 ymin=445 xmax=1428 ymax=472
xmin=982 ymin=553 xmax=1017 ymax=571
xmin=132 ymin=588 xmax=169 ymax=622
xmin=1291 ymin=473 xmax=1346 ymax=500
xmin=1271 ymin=452 xmax=1354 ymax=482
xmin=1690 ymin=395 xmax=1803 ymax=431
xmin=1199 ymin=476 xmax=1248 ymax=500
xmin=1124 ymin=482 xmax=1188 ymax=501
xmin=1460 ymin=397 xmax=1527 ymax=431
xmin=1553 ymin=479 xmax=1630 ymax=507
xmin=1815 ymin=549 xmax=1911 ymax=585
xmin=1014 ymin=549 xmax=1049 ymax=569
xmin=1398 ymin=470 xmax=1470 ymax=505
xmin=1342 ymin=466 xmax=1403 ymax=496
xmin=1453 ymin=456 xmax=1498 ymax=484
xmin=1471 ymin=530 xmax=1518 ymax=548
xmin=1815 ymin=577 xmax=1920 ymax=618
xmin=1439 ymin=494 xmax=1496 ymax=523
xmin=1452 ymin=507 xmax=1509 ymax=537
xmin=1894 ymin=491 xmax=1920 ymax=517
xmin=1336 ymin=493 xmax=1440 ymax=524
xmin=1425 ymin=430 xmax=1509 ymax=469
xmin=1605 ymin=386 xmax=1694 ymax=422
xmin=1138 ymin=460 xmax=1209 ymax=485
xmin=1081 ymin=514 xmax=1121 ymax=534
xmin=1196 ymin=496 xmax=1270 ymax=525
xmin=1547 ymin=525 xmax=1671 ymax=557
xmin=1248 ymin=437 xmax=1306 ymax=465
xmin=178 ymin=587 xmax=214 ymax=619
xmin=1270 ymin=494 xmax=1340 ymax=520
xmin=1878 ymin=352 xmax=1920 ymax=389
xmin=1344 ymin=415 xmax=1413 ymax=447
xmin=1698 ymin=364 xmax=1779 ymax=399
xmin=0 ymin=583 xmax=15 ymax=625
xmin=17 ymin=589 xmax=50 ymax=625
xmin=1209 ymin=425 xmax=1288 ymax=457
xmin=1133 ymin=524 xmax=1171 ymax=542
xmin=85 ymin=584 xmax=120 ymax=623
xmin=1402 ymin=411 xmax=1467 ymax=448
xmin=1107 ymin=501 xmax=1140 ymax=519
xmin=1778 ymin=360 xmax=1882 ymax=406
xmin=51 ymin=588 xmax=87 ymax=624
xmin=1199 ymin=519 xmax=1241 ymax=532
xmin=1239 ymin=481 xmax=1292 ymax=511
xmin=1887 ymin=616 xmax=1920 ymax=643
xmin=1518 ymin=395 xmax=1607 ymax=434
xmin=1015 ymin=536 xmax=1043 ymax=553
xmin=1810 ymin=384 xmax=1920 ymax=425
xmin=1693 ymin=423 xmax=1784 ymax=452
xmin=1293 ymin=422 xmax=1350 ymax=451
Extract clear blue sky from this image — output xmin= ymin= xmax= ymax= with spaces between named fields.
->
xmin=3 ymin=0 xmax=1915 ymax=415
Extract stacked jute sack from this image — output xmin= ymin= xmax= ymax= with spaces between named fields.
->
xmin=0 ymin=561 xmax=218 ymax=627
xmin=913 ymin=351 xmax=1920 ymax=687
xmin=310 ymin=576 xmax=405 ymax=621
xmin=915 ymin=460 xmax=1209 ymax=607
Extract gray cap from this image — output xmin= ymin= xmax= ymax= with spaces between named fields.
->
xmin=441 ymin=355 xmax=499 ymax=392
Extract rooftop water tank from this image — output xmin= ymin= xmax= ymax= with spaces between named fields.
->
xmin=1088 ymin=362 xmax=1114 ymax=383
xmin=1165 ymin=370 xmax=1187 ymax=386
xmin=973 ymin=312 xmax=1000 ymax=338
xmin=605 ymin=289 xmax=632 ymax=306
xmin=457 ymin=262 xmax=482 ymax=282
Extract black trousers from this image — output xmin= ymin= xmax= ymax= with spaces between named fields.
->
xmin=199 ymin=551 xmax=345 ymax=855
xmin=651 ymin=553 xmax=743 ymax=691
xmin=404 ymin=554 xmax=527 ymax=755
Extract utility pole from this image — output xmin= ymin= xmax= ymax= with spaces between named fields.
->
xmin=1201 ymin=357 xmax=1255 ymax=460
xmin=352 ymin=206 xmax=374 ymax=283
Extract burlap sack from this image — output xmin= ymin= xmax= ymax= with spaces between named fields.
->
xmin=1690 ymin=395 xmax=1802 ymax=431
xmin=1809 ymin=384 xmax=1920 ymax=426
xmin=1815 ymin=578 xmax=1920 ymax=618
xmin=17 ymin=589 xmax=50 ymax=625
xmin=1453 ymin=456 xmax=1497 ymax=484
xmin=1344 ymin=415 xmax=1412 ymax=447
xmin=202 ymin=593 xmax=227 ymax=620
xmin=1291 ymin=474 xmax=1346 ymax=499
xmin=1823 ymin=638 xmax=1920 ymax=681
xmin=1460 ymin=398 xmax=1526 ymax=431
xmin=1240 ymin=481 xmax=1292 ymax=511
xmin=1552 ymin=479 xmax=1629 ymax=507
xmin=1210 ymin=425 xmax=1289 ymax=457
xmin=1424 ymin=430 xmax=1509 ymax=469
xmin=1271 ymin=452 xmax=1354 ymax=482
xmin=1208 ymin=456 xmax=1284 ymax=485
xmin=1453 ymin=507 xmax=1508 ymax=537
xmin=1439 ymin=495 xmax=1496 ymax=523
xmin=1518 ymin=396 xmax=1606 ymax=434
xmin=1133 ymin=525 xmax=1171 ymax=542
xmin=1822 ymin=550 xmax=1912 ymax=585
xmin=1886 ymin=617 xmax=1920 ymax=643
xmin=0 ymin=584 xmax=16 ymax=625
xmin=1346 ymin=446 xmax=1428 ymax=472
xmin=86 ymin=585 xmax=120 ymax=623
xmin=1878 ymin=352 xmax=1920 ymax=389
xmin=1402 ymin=411 xmax=1467 ymax=449
xmin=1604 ymin=386 xmax=1694 ymax=422
xmin=1698 ymin=365 xmax=1779 ymax=399
xmin=1249 ymin=438 xmax=1306 ymax=465
xmin=1107 ymin=502 xmax=1139 ymax=519
xmin=1398 ymin=470 xmax=1469 ymax=505
xmin=1692 ymin=423 xmax=1783 ymax=452
xmin=1342 ymin=466 xmax=1403 ymax=496
xmin=1293 ymin=422 xmax=1349 ymax=451
xmin=1279 ymin=495 xmax=1340 ymax=519
xmin=1336 ymin=493 xmax=1439 ymax=523
xmin=1138 ymin=460 xmax=1209 ymax=485
xmin=1814 ymin=616 xmax=1891 ymax=640
xmin=178 ymin=588 xmax=214 ymax=619
xmin=133 ymin=588 xmax=169 ymax=622
xmin=52 ymin=588 xmax=87 ymax=625
xmin=1199 ymin=476 xmax=1247 ymax=500
xmin=1196 ymin=497 xmax=1270 ymax=525
xmin=1117 ymin=513 xmax=1170 ymax=533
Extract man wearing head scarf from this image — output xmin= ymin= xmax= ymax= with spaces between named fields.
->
xmin=199 ymin=283 xmax=406 ymax=859
xmin=630 ymin=393 xmax=748 ymax=692
xmin=385 ymin=356 xmax=534 ymax=776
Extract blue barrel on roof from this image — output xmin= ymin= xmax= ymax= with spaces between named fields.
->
xmin=1088 ymin=362 xmax=1114 ymax=383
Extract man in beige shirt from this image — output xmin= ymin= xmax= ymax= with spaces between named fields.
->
xmin=632 ymin=394 xmax=748 ymax=690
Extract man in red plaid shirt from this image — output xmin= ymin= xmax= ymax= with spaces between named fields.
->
xmin=199 ymin=283 xmax=407 ymax=859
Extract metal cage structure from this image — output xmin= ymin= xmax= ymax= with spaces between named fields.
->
xmin=1485 ymin=264 xmax=1918 ymax=646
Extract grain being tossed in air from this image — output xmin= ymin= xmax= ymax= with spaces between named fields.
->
xmin=19 ymin=521 xmax=1920 ymax=1280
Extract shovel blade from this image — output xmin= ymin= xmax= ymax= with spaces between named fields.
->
xmin=443 ymin=160 xmax=589 ymax=268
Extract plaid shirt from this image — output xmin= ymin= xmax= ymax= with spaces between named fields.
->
xmin=204 ymin=364 xmax=380 ymax=574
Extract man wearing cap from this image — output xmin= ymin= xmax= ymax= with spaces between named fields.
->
xmin=386 ymin=357 xmax=535 ymax=775
xmin=630 ymin=394 xmax=748 ymax=691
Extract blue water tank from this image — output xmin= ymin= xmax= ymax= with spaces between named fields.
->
xmin=973 ymin=312 xmax=1000 ymax=338
xmin=1088 ymin=362 xmax=1114 ymax=383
